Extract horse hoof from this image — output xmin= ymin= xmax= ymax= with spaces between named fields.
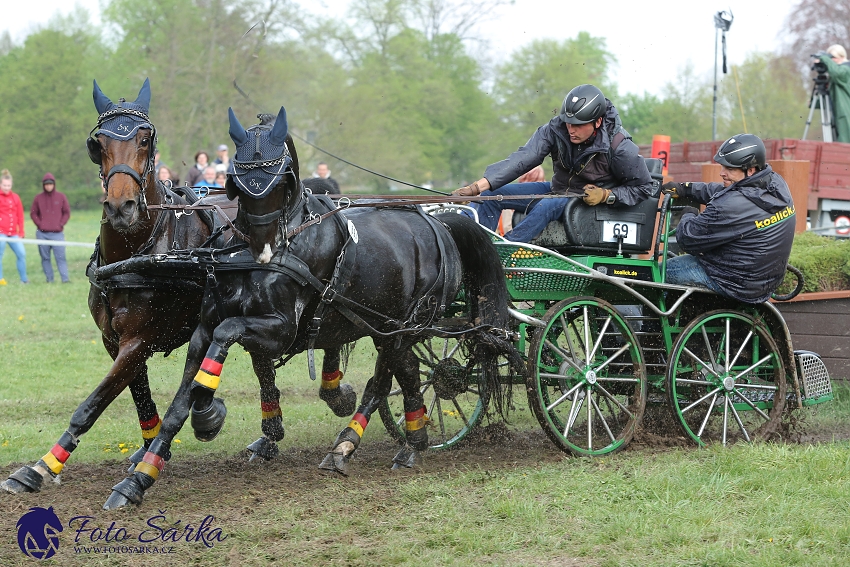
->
xmin=320 ymin=384 xmax=358 ymax=417
xmin=318 ymin=452 xmax=349 ymax=476
xmin=103 ymin=477 xmax=144 ymax=510
xmin=2 ymin=466 xmax=44 ymax=493
xmin=247 ymin=437 xmax=279 ymax=462
xmin=391 ymin=444 xmax=423 ymax=470
xmin=191 ymin=398 xmax=227 ymax=442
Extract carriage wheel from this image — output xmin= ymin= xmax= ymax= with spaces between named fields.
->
xmin=527 ymin=297 xmax=647 ymax=456
xmin=666 ymin=310 xmax=786 ymax=446
xmin=377 ymin=336 xmax=492 ymax=450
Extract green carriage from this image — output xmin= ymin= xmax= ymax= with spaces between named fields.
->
xmin=380 ymin=160 xmax=834 ymax=455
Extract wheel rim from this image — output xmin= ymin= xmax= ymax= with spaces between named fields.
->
xmin=527 ymin=297 xmax=646 ymax=456
xmin=667 ymin=311 xmax=786 ymax=446
xmin=378 ymin=336 xmax=491 ymax=450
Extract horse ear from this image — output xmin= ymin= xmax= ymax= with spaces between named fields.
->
xmin=92 ymin=80 xmax=114 ymax=115
xmin=269 ymin=106 xmax=288 ymax=146
xmin=134 ymin=78 xmax=151 ymax=113
xmin=228 ymin=107 xmax=248 ymax=147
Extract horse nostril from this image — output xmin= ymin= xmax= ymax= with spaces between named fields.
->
xmin=103 ymin=201 xmax=116 ymax=217
xmin=120 ymin=200 xmax=137 ymax=216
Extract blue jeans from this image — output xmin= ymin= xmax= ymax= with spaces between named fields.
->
xmin=473 ymin=182 xmax=568 ymax=242
xmin=0 ymin=235 xmax=28 ymax=282
xmin=36 ymin=230 xmax=70 ymax=283
xmin=666 ymin=254 xmax=727 ymax=295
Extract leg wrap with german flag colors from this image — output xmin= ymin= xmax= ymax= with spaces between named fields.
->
xmin=190 ymin=342 xmax=229 ymax=442
xmin=404 ymin=406 xmax=430 ymax=451
xmin=318 ymin=406 xmax=374 ymax=476
xmin=36 ymin=430 xmax=79 ymax=478
xmin=104 ymin=438 xmax=168 ymax=508
xmin=318 ymin=369 xmax=357 ymax=418
xmin=260 ymin=400 xmax=284 ymax=441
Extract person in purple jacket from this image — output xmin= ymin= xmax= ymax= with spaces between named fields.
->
xmin=31 ymin=173 xmax=71 ymax=283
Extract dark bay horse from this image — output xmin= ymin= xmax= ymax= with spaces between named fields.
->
xmin=101 ymin=106 xmax=518 ymax=508
xmin=0 ymin=82 xmax=352 ymax=496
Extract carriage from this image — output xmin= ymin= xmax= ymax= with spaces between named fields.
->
xmin=379 ymin=157 xmax=835 ymax=456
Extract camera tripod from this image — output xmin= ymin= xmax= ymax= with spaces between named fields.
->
xmin=803 ymin=74 xmax=835 ymax=142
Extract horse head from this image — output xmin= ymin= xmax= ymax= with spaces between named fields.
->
xmin=225 ymin=106 xmax=300 ymax=264
xmin=88 ymin=78 xmax=157 ymax=233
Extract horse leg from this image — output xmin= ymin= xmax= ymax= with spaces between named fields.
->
xmin=246 ymin=355 xmax=283 ymax=461
xmin=318 ymin=348 xmax=357 ymax=417
xmin=319 ymin=345 xmax=393 ymax=476
xmin=126 ymin=363 xmax=164 ymax=467
xmin=103 ymin=329 xmax=211 ymax=509
xmin=2 ymin=339 xmax=150 ymax=494
xmin=387 ymin=346 xmax=429 ymax=470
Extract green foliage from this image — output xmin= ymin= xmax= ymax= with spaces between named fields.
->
xmin=786 ymin=232 xmax=850 ymax=292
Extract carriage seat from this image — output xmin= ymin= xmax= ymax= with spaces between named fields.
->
xmin=511 ymin=157 xmax=663 ymax=255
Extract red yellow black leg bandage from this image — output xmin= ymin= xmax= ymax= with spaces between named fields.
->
xmin=194 ymin=344 xmax=228 ymax=392
xmin=347 ymin=413 xmax=368 ymax=438
xmin=139 ymin=414 xmax=162 ymax=440
xmin=39 ymin=431 xmax=78 ymax=476
xmin=321 ymin=370 xmax=343 ymax=390
xmin=133 ymin=452 xmax=166 ymax=481
xmin=261 ymin=401 xmax=282 ymax=420
xmin=405 ymin=406 xmax=428 ymax=432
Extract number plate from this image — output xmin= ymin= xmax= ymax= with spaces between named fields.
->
xmin=602 ymin=221 xmax=638 ymax=245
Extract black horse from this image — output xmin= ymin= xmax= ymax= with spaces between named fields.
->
xmin=101 ymin=106 xmax=517 ymax=508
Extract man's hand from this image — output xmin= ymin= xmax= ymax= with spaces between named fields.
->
xmin=582 ymin=184 xmax=610 ymax=206
xmin=452 ymin=182 xmax=481 ymax=197
xmin=661 ymin=182 xmax=683 ymax=198
xmin=678 ymin=206 xmax=700 ymax=218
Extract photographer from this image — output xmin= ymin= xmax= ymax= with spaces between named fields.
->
xmin=814 ymin=45 xmax=850 ymax=143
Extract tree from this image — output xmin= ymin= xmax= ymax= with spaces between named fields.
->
xmin=782 ymin=0 xmax=850 ymax=73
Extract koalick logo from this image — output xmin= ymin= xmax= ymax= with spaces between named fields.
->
xmin=16 ymin=506 xmax=63 ymax=560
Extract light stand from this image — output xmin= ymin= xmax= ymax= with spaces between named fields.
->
xmin=712 ymin=10 xmax=733 ymax=141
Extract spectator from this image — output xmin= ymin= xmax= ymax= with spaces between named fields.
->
xmin=313 ymin=162 xmax=341 ymax=194
xmin=157 ymin=166 xmax=174 ymax=184
xmin=213 ymin=144 xmax=229 ymax=167
xmin=814 ymin=45 xmax=850 ymax=143
xmin=0 ymin=169 xmax=28 ymax=285
xmin=194 ymin=165 xmax=220 ymax=196
xmin=154 ymin=150 xmax=167 ymax=174
xmin=186 ymin=151 xmax=209 ymax=187
xmin=31 ymin=173 xmax=71 ymax=284
xmin=214 ymin=170 xmax=227 ymax=188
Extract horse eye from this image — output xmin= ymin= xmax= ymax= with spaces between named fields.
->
xmin=140 ymin=137 xmax=149 ymax=147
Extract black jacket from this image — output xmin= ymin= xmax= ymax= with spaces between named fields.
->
xmin=483 ymin=99 xmax=653 ymax=206
xmin=676 ymin=165 xmax=796 ymax=303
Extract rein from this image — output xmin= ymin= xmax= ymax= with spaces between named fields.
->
xmin=147 ymin=201 xmax=251 ymax=243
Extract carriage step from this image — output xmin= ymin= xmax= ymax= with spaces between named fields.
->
xmin=795 ymin=351 xmax=833 ymax=405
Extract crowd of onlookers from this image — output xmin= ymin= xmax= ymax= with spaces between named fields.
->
xmin=0 ymin=169 xmax=70 ymax=285
xmin=155 ymin=144 xmax=231 ymax=195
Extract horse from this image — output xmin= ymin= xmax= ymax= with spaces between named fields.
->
xmin=0 ymin=81 xmax=354 ymax=496
xmin=100 ymin=105 xmax=518 ymax=509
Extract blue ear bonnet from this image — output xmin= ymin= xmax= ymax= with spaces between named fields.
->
xmin=227 ymin=111 xmax=293 ymax=199
xmin=91 ymin=78 xmax=153 ymax=141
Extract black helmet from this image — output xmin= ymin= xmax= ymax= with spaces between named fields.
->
xmin=714 ymin=134 xmax=766 ymax=171
xmin=560 ymin=84 xmax=607 ymax=125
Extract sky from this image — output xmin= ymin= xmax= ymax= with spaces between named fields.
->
xmin=4 ymin=0 xmax=800 ymax=96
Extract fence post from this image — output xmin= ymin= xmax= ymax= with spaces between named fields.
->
xmin=768 ymin=160 xmax=810 ymax=234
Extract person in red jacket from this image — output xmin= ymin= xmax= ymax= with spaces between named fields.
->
xmin=31 ymin=172 xmax=71 ymax=283
xmin=0 ymin=169 xmax=29 ymax=285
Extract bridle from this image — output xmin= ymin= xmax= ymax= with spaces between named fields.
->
xmin=87 ymin=106 xmax=159 ymax=214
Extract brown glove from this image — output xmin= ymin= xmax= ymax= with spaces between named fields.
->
xmin=582 ymin=184 xmax=611 ymax=206
xmin=453 ymin=182 xmax=482 ymax=197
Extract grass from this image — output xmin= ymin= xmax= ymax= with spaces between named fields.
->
xmin=2 ymin=210 xmax=850 ymax=566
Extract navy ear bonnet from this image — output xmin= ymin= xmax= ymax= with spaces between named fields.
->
xmin=91 ymin=78 xmax=153 ymax=141
xmin=226 ymin=106 xmax=293 ymax=199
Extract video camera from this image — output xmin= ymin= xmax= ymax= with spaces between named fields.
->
xmin=812 ymin=58 xmax=829 ymax=74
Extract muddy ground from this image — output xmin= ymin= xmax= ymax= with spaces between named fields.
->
xmin=2 ymin=415 xmax=848 ymax=567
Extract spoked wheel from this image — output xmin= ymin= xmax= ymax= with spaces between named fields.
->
xmin=666 ymin=310 xmax=786 ymax=446
xmin=527 ymin=297 xmax=647 ymax=456
xmin=378 ymin=336 xmax=493 ymax=450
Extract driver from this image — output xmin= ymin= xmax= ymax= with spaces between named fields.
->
xmin=662 ymin=134 xmax=796 ymax=303
xmin=453 ymin=84 xmax=653 ymax=242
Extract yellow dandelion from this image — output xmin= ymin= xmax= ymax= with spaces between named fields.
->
xmin=103 ymin=448 xmax=111 ymax=452
xmin=174 ymin=439 xmax=181 ymax=444
xmin=17 ymin=315 xmax=24 ymax=322
xmin=120 ymin=448 xmax=129 ymax=454
xmin=2 ymin=440 xmax=9 ymax=447
xmin=118 ymin=443 xmax=125 ymax=448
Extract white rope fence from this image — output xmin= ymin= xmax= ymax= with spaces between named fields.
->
xmin=0 ymin=236 xmax=95 ymax=249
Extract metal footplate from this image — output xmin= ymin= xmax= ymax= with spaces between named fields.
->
xmin=795 ymin=350 xmax=834 ymax=405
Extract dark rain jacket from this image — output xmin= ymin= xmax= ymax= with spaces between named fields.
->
xmin=676 ymin=165 xmax=796 ymax=303
xmin=817 ymin=54 xmax=850 ymax=143
xmin=482 ymin=99 xmax=653 ymax=206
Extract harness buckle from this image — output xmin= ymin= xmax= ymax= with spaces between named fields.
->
xmin=307 ymin=316 xmax=323 ymax=338
xmin=321 ymin=284 xmax=337 ymax=303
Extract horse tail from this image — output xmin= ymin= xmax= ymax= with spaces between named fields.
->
xmin=435 ymin=213 xmax=522 ymax=417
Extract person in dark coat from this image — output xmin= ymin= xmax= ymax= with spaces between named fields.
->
xmin=662 ymin=134 xmax=795 ymax=303
xmin=31 ymin=172 xmax=71 ymax=283
xmin=453 ymin=84 xmax=653 ymax=242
